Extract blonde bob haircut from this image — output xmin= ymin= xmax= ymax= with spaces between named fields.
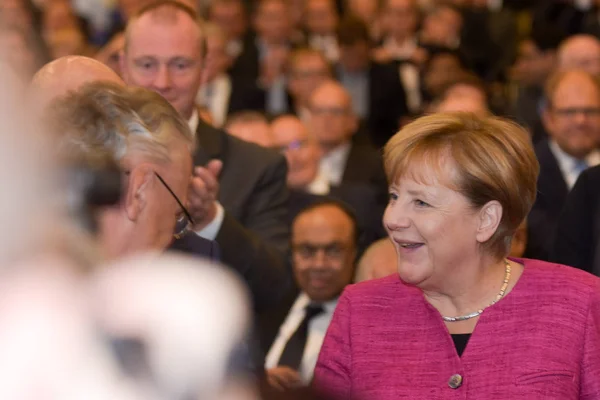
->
xmin=384 ymin=112 xmax=538 ymax=259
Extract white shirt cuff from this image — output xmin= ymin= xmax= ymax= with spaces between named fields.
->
xmin=194 ymin=202 xmax=225 ymax=240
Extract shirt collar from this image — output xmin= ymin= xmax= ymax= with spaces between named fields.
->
xmin=188 ymin=108 xmax=199 ymax=134
xmin=306 ymin=171 xmax=330 ymax=195
xmin=383 ymin=36 xmax=417 ymax=59
xmin=292 ymin=292 xmax=339 ymax=314
xmin=323 ymin=141 xmax=352 ymax=166
xmin=549 ymin=139 xmax=600 ymax=172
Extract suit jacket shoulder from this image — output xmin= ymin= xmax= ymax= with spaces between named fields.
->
xmin=552 ymin=165 xmax=600 ymax=273
xmin=342 ymin=142 xmax=387 ymax=191
xmin=535 ymin=139 xmax=569 ymax=209
xmin=194 ymin=119 xmax=288 ymax=224
xmin=193 ymin=120 xmax=292 ymax=312
xmin=527 ymin=139 xmax=569 ymax=260
xmin=366 ymin=62 xmax=408 ymax=148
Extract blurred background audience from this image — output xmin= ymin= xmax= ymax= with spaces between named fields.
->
xmin=5 ymin=0 xmax=600 ymax=397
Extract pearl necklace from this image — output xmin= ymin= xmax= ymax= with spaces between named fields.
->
xmin=442 ymin=260 xmax=511 ymax=322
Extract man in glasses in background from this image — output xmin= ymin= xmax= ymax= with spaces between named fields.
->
xmin=258 ymin=201 xmax=357 ymax=392
xmin=271 ymin=114 xmax=385 ymax=253
xmin=306 ymin=80 xmax=386 ymax=192
xmin=527 ymin=69 xmax=600 ymax=261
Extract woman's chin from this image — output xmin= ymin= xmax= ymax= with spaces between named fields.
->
xmin=397 ymin=264 xmax=431 ymax=287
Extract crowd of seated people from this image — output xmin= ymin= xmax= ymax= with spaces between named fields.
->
xmin=3 ymin=0 xmax=600 ymax=398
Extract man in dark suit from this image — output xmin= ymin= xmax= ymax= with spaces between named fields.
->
xmin=527 ymin=69 xmax=600 ymax=260
xmin=304 ymin=0 xmax=340 ymax=63
xmin=226 ymin=0 xmax=296 ymax=116
xmin=258 ymin=201 xmax=357 ymax=391
xmin=285 ymin=48 xmax=333 ymax=117
xmin=196 ymin=22 xmax=265 ymax=127
xmin=207 ymin=0 xmax=251 ymax=75
xmin=306 ymin=80 xmax=388 ymax=197
xmin=120 ymin=1 xmax=291 ymax=312
xmin=335 ymin=16 xmax=408 ymax=148
xmin=270 ymin=115 xmax=387 ymax=251
xmin=552 ymin=165 xmax=600 ymax=275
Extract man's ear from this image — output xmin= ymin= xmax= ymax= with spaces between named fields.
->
xmin=476 ymin=200 xmax=503 ymax=244
xmin=124 ymin=166 xmax=153 ymax=222
xmin=541 ymin=103 xmax=554 ymax=134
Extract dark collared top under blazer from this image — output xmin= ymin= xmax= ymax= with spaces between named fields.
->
xmin=192 ymin=118 xmax=292 ymax=312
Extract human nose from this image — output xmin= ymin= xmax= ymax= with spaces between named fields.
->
xmin=383 ymin=202 xmax=411 ymax=232
xmin=153 ymin=65 xmax=172 ymax=90
xmin=573 ymin=110 xmax=588 ymax=125
xmin=312 ymin=249 xmax=328 ymax=269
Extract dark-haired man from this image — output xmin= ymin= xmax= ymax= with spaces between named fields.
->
xmin=259 ymin=201 xmax=357 ymax=391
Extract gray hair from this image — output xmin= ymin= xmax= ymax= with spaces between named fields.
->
xmin=47 ymin=81 xmax=194 ymax=168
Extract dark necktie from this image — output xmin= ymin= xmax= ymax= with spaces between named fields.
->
xmin=278 ymin=304 xmax=324 ymax=370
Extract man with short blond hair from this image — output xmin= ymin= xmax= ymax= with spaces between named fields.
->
xmin=121 ymin=0 xmax=291 ymax=312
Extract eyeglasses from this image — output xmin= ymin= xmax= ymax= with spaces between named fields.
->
xmin=552 ymin=107 xmax=600 ymax=118
xmin=293 ymin=243 xmax=348 ymax=260
xmin=290 ymin=69 xmax=329 ymax=79
xmin=153 ymin=172 xmax=195 ymax=240
xmin=309 ymin=106 xmax=351 ymax=117
xmin=273 ymin=139 xmax=309 ymax=153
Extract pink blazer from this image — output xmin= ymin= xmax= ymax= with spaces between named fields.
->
xmin=314 ymin=259 xmax=600 ymax=400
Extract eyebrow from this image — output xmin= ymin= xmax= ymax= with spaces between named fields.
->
xmin=406 ymin=188 xmax=429 ymax=197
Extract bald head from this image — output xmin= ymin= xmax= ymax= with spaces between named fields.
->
xmin=30 ymin=56 xmax=124 ymax=110
xmin=271 ymin=114 xmax=321 ymax=189
xmin=558 ymin=35 xmax=600 ymax=77
xmin=435 ymin=83 xmax=489 ymax=116
xmin=308 ymin=80 xmax=357 ymax=151
xmin=310 ymin=80 xmax=352 ymax=109
xmin=271 ymin=115 xmax=308 ymax=143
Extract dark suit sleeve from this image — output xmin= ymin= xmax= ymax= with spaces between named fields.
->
xmin=551 ymin=170 xmax=597 ymax=272
xmin=526 ymin=202 xmax=554 ymax=261
xmin=238 ymin=154 xmax=291 ymax=255
xmin=217 ymin=211 xmax=291 ymax=313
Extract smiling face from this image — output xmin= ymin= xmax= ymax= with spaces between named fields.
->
xmin=383 ymin=162 xmax=489 ymax=289
xmin=121 ymin=8 xmax=203 ymax=120
xmin=292 ymin=204 xmax=356 ymax=302
xmin=543 ymin=70 xmax=600 ymax=159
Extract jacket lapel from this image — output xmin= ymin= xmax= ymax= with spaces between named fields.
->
xmin=193 ymin=118 xmax=226 ymax=166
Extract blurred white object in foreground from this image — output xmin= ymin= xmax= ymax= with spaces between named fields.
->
xmin=93 ymin=252 xmax=253 ymax=400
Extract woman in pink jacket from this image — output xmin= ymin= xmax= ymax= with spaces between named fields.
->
xmin=313 ymin=113 xmax=600 ymax=400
